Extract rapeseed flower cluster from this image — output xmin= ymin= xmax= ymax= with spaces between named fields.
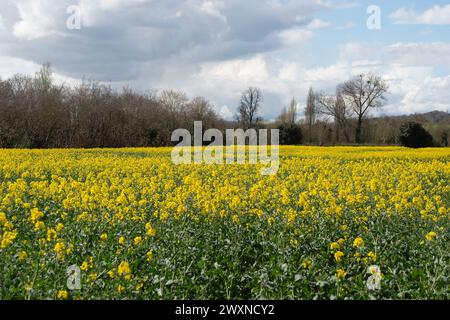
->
xmin=0 ymin=146 xmax=448 ymax=299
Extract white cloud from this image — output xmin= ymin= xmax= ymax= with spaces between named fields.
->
xmin=278 ymin=62 xmax=304 ymax=82
xmin=125 ymin=45 xmax=450 ymax=116
xmin=1 ymin=1 xmax=450 ymax=119
xmin=278 ymin=28 xmax=313 ymax=47
xmin=219 ymin=105 xmax=233 ymax=120
xmin=0 ymin=55 xmax=40 ymax=78
xmin=304 ymin=63 xmax=348 ymax=83
xmin=2 ymin=0 xmax=327 ymax=81
xmin=12 ymin=0 xmax=62 ymax=40
xmin=398 ymin=76 xmax=450 ymax=113
xmin=0 ymin=14 xmax=4 ymax=30
xmin=307 ymin=18 xmax=330 ymax=29
xmin=385 ymin=42 xmax=450 ymax=68
xmin=93 ymin=0 xmax=147 ymax=11
xmin=390 ymin=5 xmax=450 ymax=25
xmin=198 ymin=0 xmax=227 ymax=22
xmin=197 ymin=55 xmax=270 ymax=85
xmin=321 ymin=42 xmax=450 ymax=115
xmin=78 ymin=0 xmax=154 ymax=27
xmin=0 ymin=55 xmax=81 ymax=85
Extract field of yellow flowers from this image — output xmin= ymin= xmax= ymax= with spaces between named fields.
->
xmin=0 ymin=146 xmax=448 ymax=300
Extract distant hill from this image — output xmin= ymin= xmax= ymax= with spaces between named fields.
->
xmin=381 ymin=111 xmax=450 ymax=125
xmin=363 ymin=111 xmax=450 ymax=146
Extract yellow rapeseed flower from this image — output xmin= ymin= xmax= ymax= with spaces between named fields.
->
xmin=108 ymin=269 xmax=116 ymax=279
xmin=367 ymin=251 xmax=377 ymax=262
xmin=57 ymin=290 xmax=69 ymax=300
xmin=0 ymin=146 xmax=448 ymax=299
xmin=0 ymin=212 xmax=7 ymax=226
xmin=117 ymin=261 xmax=132 ymax=279
xmin=336 ymin=269 xmax=347 ymax=281
xmin=80 ymin=261 xmax=89 ymax=271
xmin=54 ymin=241 xmax=66 ymax=260
xmin=353 ymin=237 xmax=365 ymax=248
xmin=146 ymin=250 xmax=153 ymax=262
xmin=330 ymin=242 xmax=340 ymax=250
xmin=145 ymin=222 xmax=156 ymax=237
xmin=1 ymin=230 xmax=18 ymax=249
xmin=46 ymin=228 xmax=57 ymax=242
xmin=34 ymin=221 xmax=45 ymax=232
xmin=334 ymin=251 xmax=344 ymax=263
xmin=301 ymin=259 xmax=312 ymax=270
xmin=30 ymin=208 xmax=44 ymax=223
xmin=17 ymin=250 xmax=28 ymax=262
xmin=134 ymin=236 xmax=142 ymax=245
xmin=425 ymin=231 xmax=437 ymax=241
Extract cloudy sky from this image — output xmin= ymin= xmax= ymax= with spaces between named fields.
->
xmin=0 ymin=0 xmax=450 ymax=120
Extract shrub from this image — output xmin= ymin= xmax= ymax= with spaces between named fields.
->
xmin=278 ymin=123 xmax=303 ymax=145
xmin=399 ymin=122 xmax=434 ymax=148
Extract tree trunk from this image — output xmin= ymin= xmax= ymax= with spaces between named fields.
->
xmin=340 ymin=120 xmax=350 ymax=143
xmin=309 ymin=123 xmax=313 ymax=144
xmin=335 ymin=122 xmax=340 ymax=144
xmin=343 ymin=128 xmax=350 ymax=143
xmin=355 ymin=116 xmax=363 ymax=144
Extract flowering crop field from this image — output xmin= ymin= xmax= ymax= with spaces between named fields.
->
xmin=0 ymin=146 xmax=449 ymax=300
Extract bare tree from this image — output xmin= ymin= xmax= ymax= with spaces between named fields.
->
xmin=278 ymin=97 xmax=297 ymax=124
xmin=316 ymin=87 xmax=351 ymax=143
xmin=187 ymin=97 xmax=215 ymax=120
xmin=278 ymin=106 xmax=288 ymax=124
xmin=287 ymin=97 xmax=297 ymax=124
xmin=236 ymin=87 xmax=263 ymax=129
xmin=34 ymin=63 xmax=52 ymax=92
xmin=304 ymin=87 xmax=317 ymax=143
xmin=341 ymin=73 xmax=388 ymax=143
xmin=158 ymin=89 xmax=189 ymax=113
xmin=158 ymin=89 xmax=190 ymax=129
xmin=0 ymin=64 xmax=227 ymax=148
xmin=186 ymin=96 xmax=221 ymax=130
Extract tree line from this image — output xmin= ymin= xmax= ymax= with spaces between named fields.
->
xmin=0 ymin=64 xmax=448 ymax=148
xmin=0 ymin=64 xmax=224 ymax=148
xmin=242 ymin=75 xmax=448 ymax=147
